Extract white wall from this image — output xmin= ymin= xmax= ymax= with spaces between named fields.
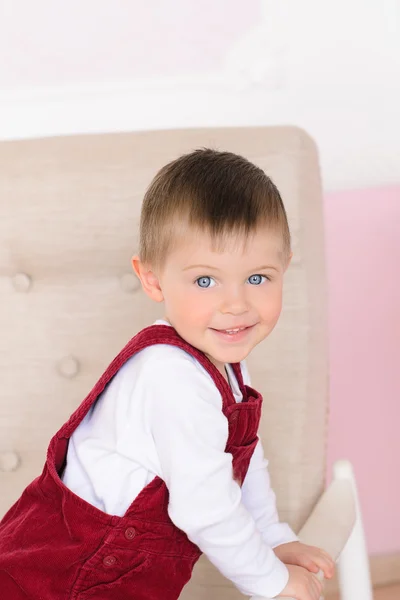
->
xmin=0 ymin=0 xmax=399 ymax=191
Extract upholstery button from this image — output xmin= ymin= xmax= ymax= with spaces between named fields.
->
xmin=120 ymin=273 xmax=140 ymax=293
xmin=57 ymin=356 xmax=80 ymax=378
xmin=124 ymin=527 xmax=136 ymax=540
xmin=12 ymin=273 xmax=32 ymax=292
xmin=103 ymin=555 xmax=117 ymax=567
xmin=0 ymin=451 xmax=20 ymax=472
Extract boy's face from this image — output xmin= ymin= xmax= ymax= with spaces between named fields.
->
xmin=133 ymin=226 xmax=291 ymax=377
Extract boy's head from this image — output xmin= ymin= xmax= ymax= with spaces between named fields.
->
xmin=132 ymin=148 xmax=292 ymax=376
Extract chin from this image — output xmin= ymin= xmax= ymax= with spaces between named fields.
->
xmin=216 ymin=349 xmax=250 ymax=364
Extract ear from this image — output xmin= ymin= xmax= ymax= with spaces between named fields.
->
xmin=131 ymin=255 xmax=164 ymax=303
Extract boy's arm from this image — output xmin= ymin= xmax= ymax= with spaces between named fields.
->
xmin=241 ymin=440 xmax=299 ymax=548
xmin=146 ymin=355 xmax=290 ymax=599
xmin=239 ymin=361 xmax=297 ymax=548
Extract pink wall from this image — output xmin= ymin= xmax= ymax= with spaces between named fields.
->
xmin=325 ymin=186 xmax=400 ymax=555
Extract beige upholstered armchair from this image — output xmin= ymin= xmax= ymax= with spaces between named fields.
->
xmin=0 ymin=126 xmax=371 ymax=599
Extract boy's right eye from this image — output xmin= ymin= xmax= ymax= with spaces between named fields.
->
xmin=195 ymin=276 xmax=216 ymax=288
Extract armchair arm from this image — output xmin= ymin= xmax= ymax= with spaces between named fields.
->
xmin=251 ymin=460 xmax=356 ymax=600
xmin=296 ymin=476 xmax=356 ymax=561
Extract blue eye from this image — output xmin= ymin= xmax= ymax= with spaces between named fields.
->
xmin=248 ymin=274 xmax=266 ymax=285
xmin=196 ymin=276 xmax=216 ymax=288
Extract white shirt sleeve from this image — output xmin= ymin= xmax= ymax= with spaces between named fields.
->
xmin=240 ymin=362 xmax=298 ymax=549
xmin=144 ymin=355 xmax=289 ymax=599
xmin=242 ymin=441 xmax=298 ymax=548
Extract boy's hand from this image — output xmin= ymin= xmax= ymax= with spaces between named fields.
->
xmin=274 ymin=541 xmax=335 ymax=580
xmin=280 ymin=564 xmax=323 ymax=600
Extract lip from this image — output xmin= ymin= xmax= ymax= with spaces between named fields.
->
xmin=210 ymin=324 xmax=256 ymax=343
xmin=212 ymin=325 xmax=254 ymax=332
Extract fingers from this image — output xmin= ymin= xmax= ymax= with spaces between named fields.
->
xmin=311 ymin=573 xmax=323 ymax=599
xmin=313 ymin=548 xmax=335 ymax=579
xmin=304 ymin=558 xmax=320 ymax=574
xmin=320 ymin=548 xmax=335 ymax=566
xmin=321 ymin=553 xmax=335 ymax=578
xmin=306 ymin=557 xmax=333 ymax=579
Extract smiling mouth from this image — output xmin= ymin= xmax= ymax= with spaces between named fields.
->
xmin=211 ymin=325 xmax=254 ymax=336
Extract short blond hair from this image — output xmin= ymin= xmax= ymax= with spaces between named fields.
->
xmin=139 ymin=148 xmax=291 ymax=271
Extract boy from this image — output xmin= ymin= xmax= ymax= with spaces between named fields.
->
xmin=0 ymin=149 xmax=333 ymax=599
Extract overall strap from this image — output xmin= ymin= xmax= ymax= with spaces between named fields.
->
xmin=58 ymin=325 xmax=238 ymax=440
xmin=231 ymin=362 xmax=248 ymax=398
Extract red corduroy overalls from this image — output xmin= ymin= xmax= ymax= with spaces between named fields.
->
xmin=0 ymin=324 xmax=262 ymax=600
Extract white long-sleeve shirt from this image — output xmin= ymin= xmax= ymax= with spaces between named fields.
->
xmin=62 ymin=319 xmax=297 ymax=598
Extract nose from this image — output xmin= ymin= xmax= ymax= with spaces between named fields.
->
xmin=219 ymin=286 xmax=249 ymax=316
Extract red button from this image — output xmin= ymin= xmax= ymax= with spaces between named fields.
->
xmin=124 ymin=527 xmax=136 ymax=540
xmin=103 ymin=555 xmax=117 ymax=567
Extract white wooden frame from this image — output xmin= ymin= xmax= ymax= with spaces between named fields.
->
xmin=252 ymin=460 xmax=373 ymax=600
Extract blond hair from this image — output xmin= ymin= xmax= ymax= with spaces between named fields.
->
xmin=139 ymin=148 xmax=290 ymax=271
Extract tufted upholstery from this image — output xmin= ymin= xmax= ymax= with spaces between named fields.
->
xmin=0 ymin=126 xmax=327 ymax=599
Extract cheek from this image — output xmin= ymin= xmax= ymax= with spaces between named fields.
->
xmin=167 ymin=286 xmax=214 ymax=323
xmin=186 ymin=293 xmax=215 ymax=321
xmin=258 ymin=287 xmax=283 ymax=322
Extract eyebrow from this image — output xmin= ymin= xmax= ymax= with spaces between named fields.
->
xmin=183 ymin=264 xmax=279 ymax=272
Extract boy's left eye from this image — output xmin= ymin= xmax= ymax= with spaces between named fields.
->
xmin=248 ymin=274 xmax=267 ymax=285
xmin=196 ymin=276 xmax=216 ymax=288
